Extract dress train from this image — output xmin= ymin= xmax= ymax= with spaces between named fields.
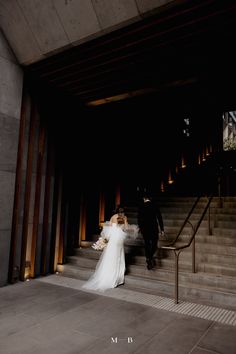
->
xmin=82 ymin=223 xmax=126 ymax=291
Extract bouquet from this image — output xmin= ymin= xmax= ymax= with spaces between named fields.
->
xmin=91 ymin=236 xmax=108 ymax=251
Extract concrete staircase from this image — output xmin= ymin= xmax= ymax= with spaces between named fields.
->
xmin=60 ymin=196 xmax=236 ymax=310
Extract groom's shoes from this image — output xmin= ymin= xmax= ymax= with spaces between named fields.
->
xmin=146 ymin=259 xmax=154 ymax=270
xmin=146 ymin=257 xmax=157 ymax=270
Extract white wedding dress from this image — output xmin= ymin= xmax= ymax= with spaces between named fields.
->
xmin=82 ymin=223 xmax=127 ymax=291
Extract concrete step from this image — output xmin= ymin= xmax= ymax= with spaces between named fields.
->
xmin=221 ymin=202 xmax=236 ymax=208
xmin=163 ymin=226 xmax=209 ymax=235
xmin=158 ymin=248 xmax=236 ymax=267
xmin=62 ymin=260 xmax=236 ymax=294
xmin=69 ymin=255 xmax=98 ymax=268
xmin=215 ymin=214 xmax=236 ymax=221
xmin=76 ymin=244 xmax=236 ymax=266
xmin=213 ymin=228 xmax=236 ymax=236
xmin=162 ymin=219 xmax=209 ymax=227
xmin=127 ymin=216 xmax=211 ymax=225
xmin=155 ymin=197 xmax=202 ymax=202
xmin=128 ymin=255 xmax=236 ymax=276
xmin=125 ymin=198 xmax=214 ymax=211
xmin=214 ymin=207 xmax=236 ymax=214
xmin=125 ymin=264 xmax=236 ymax=292
xmin=215 ymin=221 xmax=236 ymax=228
xmin=81 ymin=232 xmax=236 ymax=256
xmin=162 ymin=213 xmax=210 ymax=220
xmin=60 ymin=263 xmax=236 ymax=309
xmin=221 ymin=197 xmax=236 ymax=202
xmin=160 ymin=207 xmax=215 ymax=214
xmin=70 ymin=245 xmax=236 ymax=277
xmin=161 ymin=241 xmax=236 ymax=255
xmin=170 ymin=234 xmax=236 ymax=246
xmin=158 ymin=199 xmax=218 ymax=207
xmin=85 ymin=237 xmax=236 ymax=261
xmin=124 ymin=275 xmax=236 ymax=310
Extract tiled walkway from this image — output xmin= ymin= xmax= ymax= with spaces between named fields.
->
xmin=0 ymin=274 xmax=236 ymax=354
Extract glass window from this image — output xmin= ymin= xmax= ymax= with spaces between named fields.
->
xmin=223 ymin=111 xmax=236 ymax=151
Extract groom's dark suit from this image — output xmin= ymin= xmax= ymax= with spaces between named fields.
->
xmin=138 ymin=198 xmax=164 ymax=269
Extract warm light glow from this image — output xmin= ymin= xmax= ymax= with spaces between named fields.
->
xmin=99 ymin=191 xmax=105 ymax=228
xmin=168 ymin=170 xmax=174 ymax=184
xmin=160 ymin=181 xmax=165 ymax=192
xmin=202 ymin=151 xmax=206 ymax=162
xmin=79 ymin=194 xmax=86 ymax=245
xmin=56 ymin=264 xmax=64 ymax=273
xmin=181 ymin=155 xmax=186 ymax=168
xmin=24 ymin=261 xmax=31 ymax=280
xmin=81 ymin=241 xmax=93 ymax=247
xmin=24 ymin=272 xmax=30 ymax=280
xmin=86 ymin=88 xmax=156 ymax=106
xmin=198 ymin=154 xmax=201 ymax=165
xmin=115 ymin=185 xmax=121 ymax=207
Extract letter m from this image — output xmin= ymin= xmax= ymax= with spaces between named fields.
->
xmin=111 ymin=337 xmax=118 ymax=343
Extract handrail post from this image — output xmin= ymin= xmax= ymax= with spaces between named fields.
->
xmin=218 ymin=173 xmax=223 ymax=208
xmin=208 ymin=204 xmax=212 ymax=235
xmin=218 ymin=176 xmax=221 ymax=199
xmin=174 ymin=251 xmax=180 ymax=304
xmin=161 ymin=195 xmax=213 ymax=304
xmin=192 ymin=237 xmax=195 ymax=273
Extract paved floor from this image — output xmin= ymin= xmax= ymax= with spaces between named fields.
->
xmin=0 ymin=274 xmax=236 ymax=354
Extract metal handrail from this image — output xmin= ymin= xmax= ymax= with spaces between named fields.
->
xmin=164 ymin=196 xmax=201 ymax=247
xmin=160 ymin=195 xmax=213 ymax=304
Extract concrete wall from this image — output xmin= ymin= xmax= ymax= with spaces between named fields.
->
xmin=0 ymin=0 xmax=175 ymax=65
xmin=0 ymin=30 xmax=23 ymax=286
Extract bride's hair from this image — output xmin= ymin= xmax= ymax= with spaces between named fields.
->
xmin=117 ymin=215 xmax=125 ymax=224
xmin=115 ymin=205 xmax=125 ymax=215
xmin=115 ymin=205 xmax=125 ymax=225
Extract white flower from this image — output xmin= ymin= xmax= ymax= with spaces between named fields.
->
xmin=91 ymin=236 xmax=108 ymax=251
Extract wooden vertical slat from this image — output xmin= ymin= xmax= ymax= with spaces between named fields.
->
xmin=53 ymin=173 xmax=63 ymax=271
xmin=41 ymin=137 xmax=54 ymax=275
xmin=115 ymin=184 xmax=121 ymax=207
xmin=8 ymin=88 xmax=28 ymax=283
xmin=30 ymin=121 xmax=46 ymax=278
xmin=78 ymin=193 xmax=86 ymax=245
xmin=20 ymin=100 xmax=37 ymax=281
xmin=49 ymin=166 xmax=60 ymax=273
xmin=58 ymin=187 xmax=66 ymax=265
xmin=99 ymin=190 xmax=105 ymax=225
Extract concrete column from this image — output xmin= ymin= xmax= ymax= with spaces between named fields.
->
xmin=0 ymin=30 xmax=23 ymax=286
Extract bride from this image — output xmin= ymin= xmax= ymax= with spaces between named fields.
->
xmin=82 ymin=206 xmax=136 ymax=292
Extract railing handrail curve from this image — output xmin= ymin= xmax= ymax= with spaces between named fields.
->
xmin=160 ymin=194 xmax=214 ymax=304
xmin=162 ymin=195 xmax=213 ymax=251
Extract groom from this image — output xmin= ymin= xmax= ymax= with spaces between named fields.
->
xmin=138 ymin=194 xmax=164 ymax=270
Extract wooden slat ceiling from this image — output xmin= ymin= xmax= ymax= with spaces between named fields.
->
xmin=26 ymin=0 xmax=236 ymax=106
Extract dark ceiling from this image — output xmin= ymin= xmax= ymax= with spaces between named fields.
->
xmin=26 ymin=0 xmax=236 ymax=107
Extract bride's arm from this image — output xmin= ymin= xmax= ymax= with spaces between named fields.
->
xmin=109 ymin=214 xmax=117 ymax=225
xmin=124 ymin=215 xmax=128 ymax=227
